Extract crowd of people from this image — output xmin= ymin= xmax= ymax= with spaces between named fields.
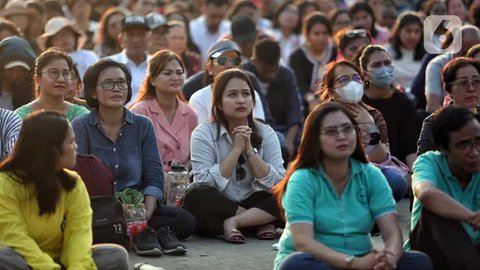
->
xmin=0 ymin=0 xmax=480 ymax=269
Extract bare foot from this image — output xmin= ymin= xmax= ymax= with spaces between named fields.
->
xmin=223 ymin=217 xmax=245 ymax=243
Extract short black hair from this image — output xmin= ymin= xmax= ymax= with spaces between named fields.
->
xmin=432 ymin=106 xmax=476 ymax=151
xmin=83 ymin=59 xmax=132 ymax=109
xmin=253 ymin=38 xmax=280 ymax=65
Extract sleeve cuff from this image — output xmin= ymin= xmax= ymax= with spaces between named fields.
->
xmin=206 ymin=164 xmax=230 ymax=191
xmin=251 ymin=164 xmax=276 ymax=191
xmin=144 ymin=186 xmax=163 ymax=202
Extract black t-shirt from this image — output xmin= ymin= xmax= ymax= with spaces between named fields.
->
xmin=362 ymin=91 xmax=418 ymax=163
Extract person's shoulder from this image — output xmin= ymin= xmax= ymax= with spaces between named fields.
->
xmin=190 ymin=85 xmax=211 ymax=100
xmin=14 ymin=104 xmax=32 ymax=119
xmin=255 ymin=120 xmax=275 ymax=134
xmin=71 ymin=110 xmax=92 ymax=126
xmin=192 ymin=121 xmax=216 ymax=136
xmin=0 ymin=108 xmax=21 ymax=122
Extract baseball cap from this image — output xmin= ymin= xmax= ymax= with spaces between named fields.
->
xmin=4 ymin=60 xmax=30 ymax=70
xmin=146 ymin=13 xmax=167 ymax=30
xmin=231 ymin=16 xmax=257 ymax=44
xmin=207 ymin=40 xmax=241 ymax=59
xmin=121 ymin=15 xmax=149 ymax=31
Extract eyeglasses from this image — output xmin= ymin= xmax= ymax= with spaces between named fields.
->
xmin=321 ymin=123 xmax=356 ymax=137
xmin=334 ymin=74 xmax=363 ymax=87
xmin=236 ymin=155 xmax=246 ymax=181
xmin=449 ymin=78 xmax=480 ymax=90
xmin=345 ymin=29 xmax=368 ymax=38
xmin=41 ymin=68 xmax=72 ymax=81
xmin=214 ymin=56 xmax=242 ymax=66
xmin=451 ymin=136 xmax=480 ymax=151
xmin=97 ymin=80 xmax=129 ymax=91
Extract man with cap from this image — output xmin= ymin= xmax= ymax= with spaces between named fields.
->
xmin=108 ymin=15 xmax=150 ymax=102
xmin=146 ymin=12 xmax=169 ymax=55
xmin=189 ymin=0 xmax=231 ymax=62
xmin=189 ymin=40 xmax=266 ymax=124
xmin=37 ymin=16 xmax=99 ymax=81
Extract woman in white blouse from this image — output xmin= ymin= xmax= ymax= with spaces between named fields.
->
xmin=183 ymin=69 xmax=286 ymax=244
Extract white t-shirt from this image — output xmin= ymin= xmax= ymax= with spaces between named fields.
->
xmin=189 ymin=84 xmax=265 ymax=124
xmin=189 ymin=16 xmax=231 ymax=62
xmin=107 ymin=50 xmax=151 ymax=102
xmin=69 ymin=49 xmax=99 ymax=81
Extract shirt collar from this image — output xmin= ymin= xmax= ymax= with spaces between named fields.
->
xmin=312 ymin=158 xmax=364 ymax=177
xmin=88 ymin=107 xmax=134 ymax=126
xmin=119 ymin=50 xmax=151 ymax=66
xmin=145 ymin=97 xmax=190 ymax=116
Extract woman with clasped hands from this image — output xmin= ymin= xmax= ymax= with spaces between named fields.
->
xmin=273 ymin=103 xmax=432 ymax=270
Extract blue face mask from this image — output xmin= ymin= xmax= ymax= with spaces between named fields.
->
xmin=369 ymin=66 xmax=395 ymax=87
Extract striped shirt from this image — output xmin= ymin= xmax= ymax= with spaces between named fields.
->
xmin=0 ymin=109 xmax=21 ymax=160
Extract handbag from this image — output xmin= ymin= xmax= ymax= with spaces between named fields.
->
xmin=372 ymin=153 xmax=409 ymax=178
xmin=90 ymin=196 xmax=129 ymax=248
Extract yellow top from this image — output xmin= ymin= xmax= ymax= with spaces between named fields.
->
xmin=0 ymin=170 xmax=96 ymax=270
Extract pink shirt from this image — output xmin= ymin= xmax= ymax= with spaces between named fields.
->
xmin=131 ymin=98 xmax=198 ymax=172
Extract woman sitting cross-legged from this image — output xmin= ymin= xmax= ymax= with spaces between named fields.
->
xmin=273 ymin=103 xmax=432 ymax=270
xmin=72 ymin=59 xmax=195 ymax=257
xmin=0 ymin=111 xmax=129 ymax=270
xmin=183 ymin=69 xmax=286 ymax=243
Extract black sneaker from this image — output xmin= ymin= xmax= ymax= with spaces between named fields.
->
xmin=132 ymin=227 xmax=163 ymax=256
xmin=157 ymin=227 xmax=187 ymax=255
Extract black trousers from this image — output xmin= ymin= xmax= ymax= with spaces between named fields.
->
xmin=147 ymin=204 xmax=196 ymax=240
xmin=182 ymin=184 xmax=283 ymax=236
xmin=410 ymin=208 xmax=480 ymax=270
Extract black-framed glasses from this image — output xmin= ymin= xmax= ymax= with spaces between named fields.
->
xmin=449 ymin=78 xmax=480 ymax=90
xmin=321 ymin=123 xmax=356 ymax=138
xmin=97 ymin=80 xmax=129 ymax=91
xmin=451 ymin=136 xmax=480 ymax=151
xmin=41 ymin=68 xmax=72 ymax=81
xmin=215 ymin=56 xmax=242 ymax=66
xmin=345 ymin=29 xmax=368 ymax=38
xmin=236 ymin=155 xmax=246 ymax=181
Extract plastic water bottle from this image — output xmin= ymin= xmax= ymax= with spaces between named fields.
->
xmin=124 ymin=204 xmax=137 ymax=236
xmin=135 ymin=203 xmax=148 ymax=233
xmin=166 ymin=165 xmax=189 ymax=207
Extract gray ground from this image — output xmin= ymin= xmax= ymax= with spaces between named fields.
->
xmin=128 ymin=199 xmax=412 ymax=270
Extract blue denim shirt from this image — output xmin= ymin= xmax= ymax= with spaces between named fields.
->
xmin=72 ymin=108 xmax=164 ymax=201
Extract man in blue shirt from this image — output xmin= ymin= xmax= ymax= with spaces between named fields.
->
xmin=409 ymin=106 xmax=480 ymax=269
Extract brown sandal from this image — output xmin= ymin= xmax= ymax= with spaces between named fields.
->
xmin=222 ymin=228 xmax=246 ymax=244
xmin=256 ymin=224 xmax=277 ymax=240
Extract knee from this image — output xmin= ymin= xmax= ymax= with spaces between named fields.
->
xmin=278 ymin=252 xmax=318 ymax=270
xmin=399 ymin=251 xmax=433 ymax=270
xmin=183 ymin=184 xmax=218 ymax=204
xmin=382 ymin=168 xmax=408 ymax=201
xmin=93 ymin=244 xmax=129 ymax=270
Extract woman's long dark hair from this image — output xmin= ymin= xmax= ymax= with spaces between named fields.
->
xmin=0 ymin=111 xmax=76 ymax=216
xmin=273 ymin=103 xmax=367 ymax=219
xmin=211 ymin=69 xmax=262 ymax=149
xmin=96 ymin=7 xmax=126 ymax=50
xmin=389 ymin=11 xmax=425 ymax=61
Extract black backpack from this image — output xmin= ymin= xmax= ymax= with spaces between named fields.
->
xmin=90 ymin=196 xmax=129 ymax=248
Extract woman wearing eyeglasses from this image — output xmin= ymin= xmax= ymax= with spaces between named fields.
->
xmin=319 ymin=60 xmax=408 ymax=202
xmin=273 ymin=102 xmax=432 ymax=270
xmin=418 ymin=57 xmax=480 ymax=155
xmin=130 ymin=50 xmax=198 ymax=173
xmin=72 ymin=59 xmax=195 ymax=257
xmin=288 ymin=12 xmax=336 ymax=114
xmin=183 ymin=69 xmax=286 ymax=244
xmin=15 ymin=48 xmax=89 ymax=121
xmin=385 ymin=11 xmax=425 ymax=91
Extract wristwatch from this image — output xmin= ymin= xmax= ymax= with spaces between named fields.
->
xmin=245 ymin=147 xmax=258 ymax=158
xmin=345 ymin=255 xmax=355 ymax=267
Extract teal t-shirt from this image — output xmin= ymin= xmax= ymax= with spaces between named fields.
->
xmin=274 ymin=159 xmax=396 ymax=270
xmin=405 ymin=151 xmax=480 ymax=250
xmin=15 ymin=103 xmax=89 ymax=121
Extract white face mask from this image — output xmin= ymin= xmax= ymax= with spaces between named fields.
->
xmin=335 ymin=81 xmax=364 ymax=104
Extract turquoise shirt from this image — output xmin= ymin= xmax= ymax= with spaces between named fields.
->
xmin=405 ymin=151 xmax=480 ymax=250
xmin=15 ymin=103 xmax=89 ymax=121
xmin=274 ymin=159 xmax=396 ymax=270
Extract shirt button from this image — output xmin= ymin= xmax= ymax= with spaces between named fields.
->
xmin=115 ymin=165 xmax=119 ymax=168
xmin=177 ymin=146 xmax=180 ymax=150
xmin=164 ymin=146 xmax=168 ymax=150
xmin=119 ymin=133 xmax=123 ymax=136
xmin=113 ymin=148 xmax=116 ymax=152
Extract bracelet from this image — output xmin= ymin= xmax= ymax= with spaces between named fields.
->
xmin=407 ymin=171 xmax=413 ymax=175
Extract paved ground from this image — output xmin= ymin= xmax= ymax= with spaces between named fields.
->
xmin=128 ymin=199 xmax=412 ymax=270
